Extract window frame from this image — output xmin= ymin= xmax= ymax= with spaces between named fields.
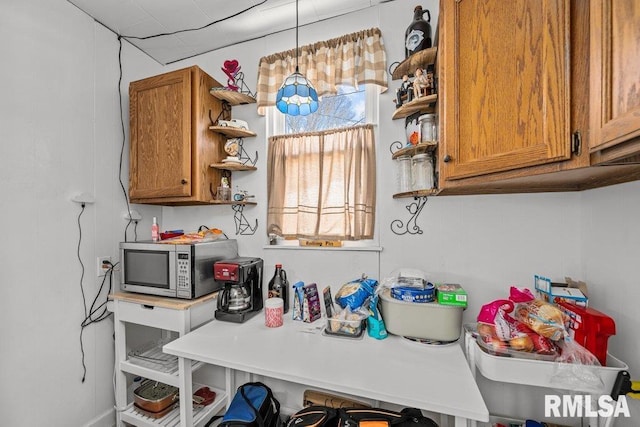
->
xmin=265 ymin=84 xmax=380 ymax=249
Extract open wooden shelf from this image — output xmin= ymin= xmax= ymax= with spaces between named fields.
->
xmin=209 ymin=88 xmax=256 ymax=105
xmin=392 ymin=141 xmax=438 ymax=159
xmin=208 ymin=126 xmax=256 ymax=138
xmin=210 ymin=163 xmax=257 ymax=171
xmin=392 ymin=189 xmax=439 ymax=198
xmin=392 ymin=47 xmax=438 ymax=80
xmin=392 ymin=94 xmax=438 ymax=119
xmin=209 ymin=200 xmax=257 ymax=206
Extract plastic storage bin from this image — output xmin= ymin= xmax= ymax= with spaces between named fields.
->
xmin=379 ymin=289 xmax=463 ymax=342
xmin=325 ymin=316 xmax=367 ymax=338
xmin=473 ymin=342 xmax=628 ymax=394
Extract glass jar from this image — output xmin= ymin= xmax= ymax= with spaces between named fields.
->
xmin=419 ymin=114 xmax=438 ymax=143
xmin=411 ymin=153 xmax=434 ymax=191
xmin=396 ymin=155 xmax=412 ymax=193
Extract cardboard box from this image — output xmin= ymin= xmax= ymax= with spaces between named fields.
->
xmin=534 ymin=275 xmax=588 ymax=307
xmin=436 ymin=283 xmax=468 ymax=307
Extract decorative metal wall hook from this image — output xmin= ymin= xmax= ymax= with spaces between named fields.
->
xmin=390 ymin=196 xmax=428 ymax=235
xmin=234 ymin=71 xmax=256 ymax=99
xmin=236 ymin=138 xmax=258 ymax=166
xmin=209 ymin=102 xmax=232 ymax=126
xmin=232 ymin=204 xmax=258 ymax=235
xmin=389 ymin=140 xmax=405 ymax=155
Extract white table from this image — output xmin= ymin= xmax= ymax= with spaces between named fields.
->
xmin=163 ymin=316 xmax=489 ymax=427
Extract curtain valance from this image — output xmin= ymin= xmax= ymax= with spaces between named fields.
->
xmin=256 ymin=27 xmax=388 ymax=115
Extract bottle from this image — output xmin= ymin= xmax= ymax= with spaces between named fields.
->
xmin=268 ymin=264 xmax=289 ymax=313
xmin=151 ymin=217 xmax=159 ymax=242
xmin=405 ymin=6 xmax=432 ymax=59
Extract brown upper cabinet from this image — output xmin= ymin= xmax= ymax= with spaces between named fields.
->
xmin=435 ymin=0 xmax=640 ymax=195
xmin=129 ymin=66 xmax=226 ymax=205
xmin=589 ymin=0 xmax=640 ymax=164
xmin=440 ymin=0 xmax=572 ymax=180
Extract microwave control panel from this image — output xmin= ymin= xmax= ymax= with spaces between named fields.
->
xmin=177 ymin=252 xmax=190 ymax=289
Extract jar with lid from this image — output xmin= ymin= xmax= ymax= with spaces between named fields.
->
xmin=411 ymin=153 xmax=434 ymax=191
xmin=419 ymin=114 xmax=437 ymax=143
xmin=396 ymin=155 xmax=412 ymax=193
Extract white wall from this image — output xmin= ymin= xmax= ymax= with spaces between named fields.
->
xmin=1 ymin=0 xmax=638 ymax=425
xmin=0 ymin=0 xmax=125 ymax=425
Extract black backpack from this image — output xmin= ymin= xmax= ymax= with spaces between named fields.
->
xmin=286 ymin=407 xmax=438 ymax=427
xmin=337 ymin=408 xmax=438 ymax=427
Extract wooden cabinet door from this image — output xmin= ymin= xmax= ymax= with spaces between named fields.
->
xmin=440 ymin=0 xmax=572 ymax=181
xmin=129 ymin=68 xmax=192 ymax=200
xmin=589 ymin=0 xmax=640 ymax=155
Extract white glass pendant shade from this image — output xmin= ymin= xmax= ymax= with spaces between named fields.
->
xmin=275 ymin=68 xmax=319 ymax=116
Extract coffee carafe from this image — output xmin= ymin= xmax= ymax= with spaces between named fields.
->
xmin=218 ymin=283 xmax=251 ymax=312
xmin=214 ymin=257 xmax=263 ymax=323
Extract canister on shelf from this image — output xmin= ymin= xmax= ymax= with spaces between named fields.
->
xmin=419 ymin=113 xmax=437 ymax=143
xmin=411 ymin=153 xmax=434 ymax=191
xmin=396 ymin=155 xmax=412 ymax=193
xmin=405 ymin=115 xmax=420 ymax=146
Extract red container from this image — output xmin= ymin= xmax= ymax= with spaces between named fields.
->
xmin=556 ymin=300 xmax=616 ymax=366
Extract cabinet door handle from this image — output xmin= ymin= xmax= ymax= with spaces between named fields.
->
xmin=443 ymin=155 xmax=452 ymax=163
xmin=181 ymin=178 xmax=188 ymax=185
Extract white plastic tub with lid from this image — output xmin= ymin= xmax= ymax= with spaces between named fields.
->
xmin=379 ymin=288 xmax=463 ymax=342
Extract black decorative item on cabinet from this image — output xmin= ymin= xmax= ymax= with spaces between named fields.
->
xmin=405 ymin=5 xmax=432 ymax=58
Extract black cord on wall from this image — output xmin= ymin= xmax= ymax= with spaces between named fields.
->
xmin=76 ymin=203 xmax=88 ymax=381
xmin=79 ymin=261 xmax=118 ymax=383
xmin=114 ymin=2 xmax=268 ymax=243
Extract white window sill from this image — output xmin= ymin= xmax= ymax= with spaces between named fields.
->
xmin=262 ymin=244 xmax=382 ymax=252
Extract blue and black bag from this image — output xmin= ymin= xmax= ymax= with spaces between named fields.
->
xmin=217 ymin=382 xmax=282 ymax=427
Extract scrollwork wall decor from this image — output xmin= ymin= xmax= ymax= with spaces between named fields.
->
xmin=236 ymin=138 xmax=258 ymax=166
xmin=389 ymin=140 xmax=405 ymax=155
xmin=390 ymin=196 xmax=428 ymax=235
xmin=232 ymin=204 xmax=258 ymax=236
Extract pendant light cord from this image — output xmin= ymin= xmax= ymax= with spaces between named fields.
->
xmin=295 ymin=0 xmax=299 ymax=72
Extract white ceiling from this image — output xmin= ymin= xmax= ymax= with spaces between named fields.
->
xmin=68 ymin=0 xmax=389 ymax=65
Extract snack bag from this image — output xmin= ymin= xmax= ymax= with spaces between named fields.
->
xmin=292 ymin=281 xmax=305 ymax=321
xmin=335 ymin=276 xmax=377 ymax=310
xmin=367 ymin=290 xmax=388 ymax=340
xmin=509 ymin=287 xmax=567 ymax=341
xmin=477 ymin=299 xmax=558 ymax=355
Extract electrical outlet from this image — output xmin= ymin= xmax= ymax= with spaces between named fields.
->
xmin=124 ymin=210 xmax=142 ymax=221
xmin=97 ymin=256 xmax=112 ymax=277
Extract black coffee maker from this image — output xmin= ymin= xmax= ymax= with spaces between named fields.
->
xmin=214 ymin=257 xmax=263 ymax=323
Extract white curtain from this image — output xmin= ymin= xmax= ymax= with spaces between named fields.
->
xmin=267 ymin=124 xmax=376 ymax=240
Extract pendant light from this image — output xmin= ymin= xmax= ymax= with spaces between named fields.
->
xmin=275 ymin=0 xmax=319 ymax=116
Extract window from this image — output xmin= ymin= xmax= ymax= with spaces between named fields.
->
xmin=285 ymin=85 xmax=366 ymax=133
xmin=259 ymin=28 xmax=387 ymax=245
xmin=266 ymin=85 xmax=378 ymax=244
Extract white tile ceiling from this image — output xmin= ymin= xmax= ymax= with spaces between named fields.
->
xmin=68 ymin=0 xmax=388 ymax=64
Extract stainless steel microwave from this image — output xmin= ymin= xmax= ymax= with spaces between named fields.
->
xmin=119 ymin=239 xmax=238 ymax=299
